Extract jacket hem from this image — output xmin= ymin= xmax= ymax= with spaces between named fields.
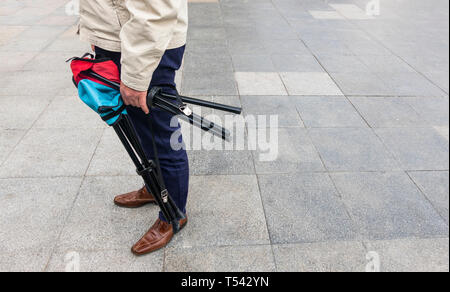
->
xmin=80 ymin=31 xmax=122 ymax=52
xmin=80 ymin=31 xmax=186 ymax=53
xmin=121 ymin=72 xmax=152 ymax=92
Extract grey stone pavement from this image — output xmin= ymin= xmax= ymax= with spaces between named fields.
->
xmin=0 ymin=0 xmax=448 ymax=272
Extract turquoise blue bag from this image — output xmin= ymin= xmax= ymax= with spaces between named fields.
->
xmin=78 ymin=78 xmax=127 ymax=126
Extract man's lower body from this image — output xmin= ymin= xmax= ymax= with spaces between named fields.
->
xmin=95 ymin=46 xmax=189 ymax=255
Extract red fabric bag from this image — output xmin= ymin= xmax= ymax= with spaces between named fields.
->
xmin=69 ymin=53 xmax=120 ymax=88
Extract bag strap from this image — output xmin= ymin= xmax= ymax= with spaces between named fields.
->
xmin=66 ymin=53 xmax=111 ymax=64
xmin=100 ymin=104 xmax=127 ymax=122
xmin=146 ymin=109 xmax=170 ymax=204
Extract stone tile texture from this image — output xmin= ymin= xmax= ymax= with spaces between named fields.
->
xmin=0 ymin=0 xmax=448 ymax=272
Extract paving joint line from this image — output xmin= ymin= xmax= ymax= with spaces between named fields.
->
xmin=405 ymin=171 xmax=449 ymax=227
xmin=337 ymin=8 xmax=449 ymax=96
xmin=43 ymin=127 xmax=106 ymax=271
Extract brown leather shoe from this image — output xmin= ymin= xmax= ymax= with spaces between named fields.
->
xmin=132 ymin=216 xmax=188 ymax=256
xmin=114 ymin=186 xmax=156 ymax=208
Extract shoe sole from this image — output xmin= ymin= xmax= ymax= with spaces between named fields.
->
xmin=114 ymin=200 xmax=157 ymax=209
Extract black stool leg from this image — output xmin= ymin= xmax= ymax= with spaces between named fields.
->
xmin=113 ymin=118 xmax=184 ymax=232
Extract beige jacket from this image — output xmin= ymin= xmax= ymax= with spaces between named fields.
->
xmin=79 ymin=0 xmax=188 ymax=91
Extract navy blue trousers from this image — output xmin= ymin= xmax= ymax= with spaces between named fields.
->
xmin=95 ymin=46 xmax=189 ymax=221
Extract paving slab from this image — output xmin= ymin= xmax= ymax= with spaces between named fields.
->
xmin=185 ymin=39 xmax=228 ymax=55
xmin=56 ymin=176 xmax=158 ymax=251
xmin=378 ymin=72 xmax=447 ymax=97
xmin=408 ymin=171 xmax=449 ymax=224
xmin=375 ymin=127 xmax=449 ymax=171
xmin=44 ymin=37 xmax=92 ymax=53
xmin=0 ymin=177 xmax=83 ymax=271
xmin=165 ymin=245 xmax=275 ymax=272
xmin=170 ymin=175 xmax=270 ymax=247
xmin=231 ymin=54 xmax=275 ymax=72
xmin=0 ymin=247 xmax=54 ymax=272
xmin=227 ymin=38 xmax=266 ymax=55
xmin=356 ymin=55 xmax=416 ymax=73
xmin=308 ymin=11 xmax=346 ymax=20
xmin=271 ymin=54 xmax=324 ymax=72
xmin=256 ymin=24 xmax=298 ymax=40
xmin=258 ymin=172 xmax=357 ymax=244
xmin=329 ymin=4 xmax=375 ymax=20
xmin=433 ymin=126 xmax=449 ymax=141
xmin=423 ymin=71 xmax=449 ymax=94
xmin=262 ymin=39 xmax=311 ymax=55
xmin=182 ymin=71 xmax=238 ymax=96
xmin=222 ymin=16 xmax=256 ymax=28
xmin=273 ymin=241 xmax=367 ymax=272
xmin=0 ymin=6 xmax=59 ymax=26
xmin=33 ymin=95 xmax=105 ymax=129
xmin=188 ymin=149 xmax=255 ymax=175
xmin=36 ymin=15 xmax=78 ymax=26
xmin=304 ymin=39 xmax=353 ymax=57
xmin=46 ymin=248 xmax=163 ymax=272
xmin=0 ymin=26 xmax=27 ymax=45
xmin=22 ymin=51 xmax=75 ymax=73
xmin=317 ymin=54 xmax=371 ymax=73
xmin=252 ymin=128 xmax=325 ymax=174
xmin=86 ymin=129 xmax=135 ymax=177
xmin=346 ymin=40 xmax=393 ymax=56
xmin=0 ymin=51 xmax=36 ymax=72
xmin=330 ymin=72 xmax=395 ymax=96
xmin=309 ymin=128 xmax=399 ymax=171
xmin=403 ymin=96 xmax=449 ymax=127
xmin=296 ymin=96 xmax=367 ymax=128
xmin=0 ymin=95 xmax=52 ymax=129
xmin=331 ymin=172 xmax=449 ymax=240
xmin=183 ymin=53 xmax=233 ymax=73
xmin=188 ymin=3 xmax=222 ymax=27
xmin=0 ymin=4 xmax=23 ymax=17
xmin=366 ymin=238 xmax=449 ymax=272
xmin=225 ymin=26 xmax=260 ymax=41
xmin=0 ymin=25 xmax=66 ymax=52
xmin=241 ymin=95 xmax=304 ymax=128
xmin=188 ymin=27 xmax=226 ymax=40
xmin=0 ymin=129 xmax=25 ymax=164
xmin=0 ymin=128 xmax=103 ymax=178
xmin=175 ymin=70 xmax=183 ymax=89
xmin=235 ymin=72 xmax=287 ymax=96
xmin=280 ymin=72 xmax=343 ymax=96
xmin=0 ymin=70 xmax=73 ymax=96
xmin=402 ymin=54 xmax=448 ymax=76
xmin=349 ymin=96 xmax=428 ymax=127
xmin=58 ymin=24 xmax=79 ymax=38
